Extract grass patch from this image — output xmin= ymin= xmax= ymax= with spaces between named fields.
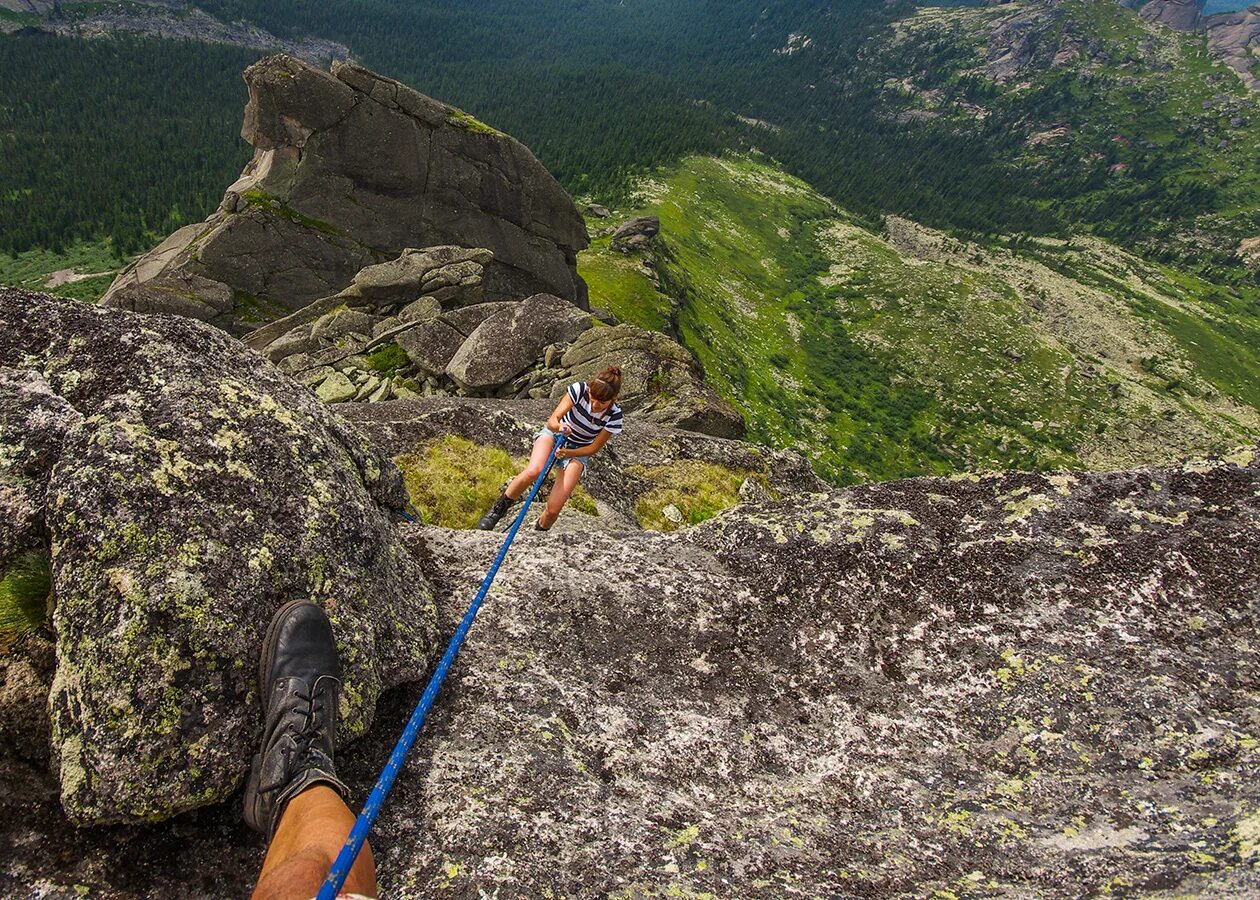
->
xmin=0 ymin=552 xmax=51 ymax=651
xmin=446 ymin=109 xmax=500 ymax=136
xmin=0 ymin=238 xmax=126 ymax=302
xmin=578 ymin=232 xmax=674 ymax=332
xmin=630 ymin=459 xmax=767 ymax=532
xmin=396 ymin=436 xmax=599 ymax=529
xmin=364 ymin=342 xmax=408 ymax=375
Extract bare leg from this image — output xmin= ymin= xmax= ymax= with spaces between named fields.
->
xmin=538 ymin=461 xmax=584 ymax=529
xmin=252 ymin=786 xmax=377 ymax=900
xmin=506 ymin=433 xmax=555 ymax=499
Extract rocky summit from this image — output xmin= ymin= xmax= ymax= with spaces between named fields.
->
xmin=101 ymin=54 xmax=590 ymax=334
xmin=1 ymin=288 xmax=1258 ymax=897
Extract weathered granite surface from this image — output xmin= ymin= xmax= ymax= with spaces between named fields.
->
xmin=2 ymin=397 xmax=1256 ymax=896
xmin=101 ymin=55 xmax=589 ymax=333
xmin=0 ymin=288 xmax=437 ymax=825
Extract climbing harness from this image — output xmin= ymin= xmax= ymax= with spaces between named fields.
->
xmin=318 ymin=434 xmax=568 ymax=899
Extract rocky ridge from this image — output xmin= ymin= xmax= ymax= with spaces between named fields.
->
xmin=242 ymin=242 xmax=744 ymax=437
xmin=102 ymin=54 xmax=590 ymax=334
xmin=0 ymin=0 xmax=350 ymax=63
xmin=0 ymin=287 xmax=1257 ymax=895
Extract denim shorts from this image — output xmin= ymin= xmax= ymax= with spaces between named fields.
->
xmin=535 ymin=427 xmax=584 ymax=471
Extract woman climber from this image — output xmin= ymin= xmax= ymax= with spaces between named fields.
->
xmin=477 ymin=365 xmax=624 ymax=532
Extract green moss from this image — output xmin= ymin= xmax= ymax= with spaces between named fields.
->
xmin=234 ymin=291 xmax=291 ymax=324
xmin=446 ymin=109 xmax=500 ymax=136
xmin=241 ymin=190 xmax=345 ymax=236
xmin=0 ymin=551 xmax=52 ymax=650
xmin=629 ymin=459 xmax=767 ymax=531
xmin=363 ymin=341 xmax=408 ymax=374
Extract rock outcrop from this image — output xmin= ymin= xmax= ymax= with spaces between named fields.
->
xmin=611 ymin=214 xmax=661 ymax=253
xmin=1139 ymin=0 xmax=1204 ymax=31
xmin=0 ymin=288 xmax=438 ymax=825
xmin=239 ymin=245 xmax=745 ymax=436
xmin=102 ymin=55 xmax=589 ymax=334
xmin=1206 ymin=6 xmax=1260 ymax=90
xmin=3 ymin=416 xmax=1256 ymax=895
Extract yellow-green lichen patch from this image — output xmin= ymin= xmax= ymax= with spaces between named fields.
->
xmin=1234 ymin=808 xmax=1260 ymax=858
xmin=1001 ymin=487 xmax=1057 ymax=523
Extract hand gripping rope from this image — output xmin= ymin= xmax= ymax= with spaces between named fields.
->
xmin=318 ymin=434 xmax=568 ymax=899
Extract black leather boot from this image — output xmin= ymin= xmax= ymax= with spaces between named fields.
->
xmin=243 ymin=599 xmax=350 ymax=837
xmin=477 ymin=492 xmax=517 ymax=530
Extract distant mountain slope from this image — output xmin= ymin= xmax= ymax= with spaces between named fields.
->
xmin=863 ymin=0 xmax=1260 ymax=279
xmin=0 ymin=0 xmax=347 ymax=62
xmin=581 ymin=155 xmax=1260 ymax=483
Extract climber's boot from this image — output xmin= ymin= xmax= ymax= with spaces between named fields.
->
xmin=243 ymin=599 xmax=350 ymax=837
xmin=477 ymin=492 xmax=517 ymax=531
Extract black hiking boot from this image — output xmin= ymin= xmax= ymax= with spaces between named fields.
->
xmin=243 ymin=599 xmax=350 ymax=837
xmin=477 ymin=492 xmax=517 ymax=531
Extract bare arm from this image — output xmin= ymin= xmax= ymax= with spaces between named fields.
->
xmin=547 ymin=395 xmax=574 ymax=433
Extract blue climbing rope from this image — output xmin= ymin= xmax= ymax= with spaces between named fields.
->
xmin=317 ymin=434 xmax=567 ymax=899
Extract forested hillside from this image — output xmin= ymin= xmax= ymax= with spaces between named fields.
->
xmin=0 ymin=34 xmax=261 ymax=256
xmin=581 ymin=154 xmax=1260 ymax=483
xmin=5 ymin=0 xmax=1260 ymax=286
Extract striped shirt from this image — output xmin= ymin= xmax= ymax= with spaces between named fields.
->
xmin=562 ymin=381 xmax=623 ymax=448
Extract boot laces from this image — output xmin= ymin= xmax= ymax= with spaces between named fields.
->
xmin=260 ymin=684 xmax=330 ymax=794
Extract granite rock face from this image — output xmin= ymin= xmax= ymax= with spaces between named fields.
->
xmin=0 ymin=362 xmax=1257 ymax=893
xmin=1139 ymin=0 xmax=1204 ymax=31
xmin=365 ymin=451 xmax=1260 ymax=898
xmin=1206 ymin=6 xmax=1260 ymax=90
xmin=101 ymin=55 xmax=589 ymax=334
xmin=0 ymin=288 xmax=437 ymax=825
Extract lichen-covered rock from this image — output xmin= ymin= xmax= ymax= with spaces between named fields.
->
xmin=360 ymin=451 xmax=1259 ymax=898
xmin=2 ymin=420 xmax=1258 ymax=894
xmin=0 ymin=288 xmax=437 ymax=825
xmin=102 ymin=55 xmax=589 ymax=334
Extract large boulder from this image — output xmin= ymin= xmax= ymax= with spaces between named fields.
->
xmin=243 ymin=246 xmax=492 ymax=360
xmin=0 ymin=288 xmax=437 ymax=825
xmin=102 ymin=55 xmax=589 ymax=334
xmin=1206 ymin=7 xmax=1260 ymax=90
xmin=446 ymin=293 xmax=592 ymax=392
xmin=611 ymin=215 xmax=661 ymax=253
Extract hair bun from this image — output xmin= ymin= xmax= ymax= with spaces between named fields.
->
xmin=590 ymin=365 xmax=622 ymax=401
